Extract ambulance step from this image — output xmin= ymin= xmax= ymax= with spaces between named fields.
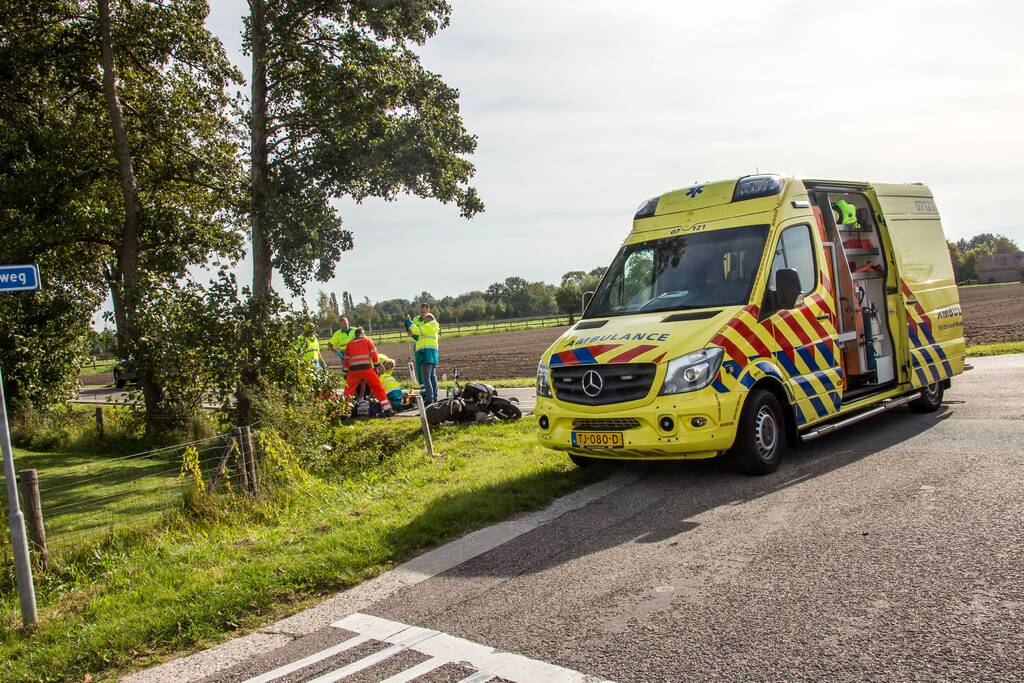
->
xmin=799 ymin=393 xmax=918 ymax=443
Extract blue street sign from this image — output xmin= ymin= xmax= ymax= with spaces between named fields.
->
xmin=0 ymin=264 xmax=41 ymax=292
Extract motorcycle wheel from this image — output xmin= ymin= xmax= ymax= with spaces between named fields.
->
xmin=489 ymin=397 xmax=522 ymax=421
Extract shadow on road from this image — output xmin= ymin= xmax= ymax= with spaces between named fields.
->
xmin=389 ymin=404 xmax=954 ymax=577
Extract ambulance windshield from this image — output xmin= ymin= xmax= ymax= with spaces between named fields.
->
xmin=585 ymin=225 xmax=769 ymax=318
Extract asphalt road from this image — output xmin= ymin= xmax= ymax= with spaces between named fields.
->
xmin=129 ymin=354 xmax=1024 ymax=682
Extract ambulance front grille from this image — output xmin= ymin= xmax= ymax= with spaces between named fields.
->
xmin=572 ymin=418 xmax=641 ymax=431
xmin=552 ymin=363 xmax=656 ymax=406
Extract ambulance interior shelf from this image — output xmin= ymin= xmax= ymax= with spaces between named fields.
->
xmin=808 ymin=190 xmax=895 ymax=391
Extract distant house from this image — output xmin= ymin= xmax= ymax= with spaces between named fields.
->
xmin=977 ymin=252 xmax=1024 ymax=283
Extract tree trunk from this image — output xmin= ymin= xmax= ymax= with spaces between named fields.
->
xmin=238 ymin=0 xmax=271 ymax=426
xmin=250 ymin=0 xmax=272 ymax=303
xmin=98 ymin=0 xmax=139 ymax=306
xmin=98 ymin=0 xmax=160 ymax=435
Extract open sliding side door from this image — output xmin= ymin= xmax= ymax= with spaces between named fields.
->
xmin=867 ymin=183 xmax=966 ymax=388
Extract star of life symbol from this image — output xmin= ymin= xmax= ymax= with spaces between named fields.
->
xmin=686 ymin=184 xmax=705 ymax=198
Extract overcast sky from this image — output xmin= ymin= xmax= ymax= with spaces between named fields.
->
xmin=206 ymin=0 xmax=1024 ymax=309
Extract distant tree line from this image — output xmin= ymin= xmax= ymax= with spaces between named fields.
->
xmin=947 ymin=233 xmax=1020 ymax=283
xmin=317 ymin=267 xmax=607 ymax=332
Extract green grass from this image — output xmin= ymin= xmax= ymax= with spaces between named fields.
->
xmin=438 ymin=377 xmax=535 ymax=389
xmin=966 ymin=341 xmax=1024 ymax=357
xmin=957 ymin=281 xmax=1022 ymax=289
xmin=80 ymin=358 xmax=118 ymax=375
xmin=0 ymin=418 xmax=600 ymax=682
xmin=4 ymin=447 xmax=193 ymax=553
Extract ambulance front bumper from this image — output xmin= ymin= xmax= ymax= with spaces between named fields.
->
xmin=535 ymin=388 xmax=743 ymax=460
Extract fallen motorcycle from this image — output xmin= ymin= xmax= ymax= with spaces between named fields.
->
xmin=425 ymin=371 xmax=522 ymax=426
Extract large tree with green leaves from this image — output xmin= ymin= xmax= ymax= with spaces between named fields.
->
xmin=91 ymin=0 xmax=243 ymax=431
xmin=244 ymin=0 xmax=482 ymax=300
xmin=1 ymin=0 xmax=243 ymax=430
xmin=0 ymin=0 xmax=112 ymax=413
xmin=238 ymin=0 xmax=483 ymax=418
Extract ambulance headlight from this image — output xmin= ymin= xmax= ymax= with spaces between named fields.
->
xmin=536 ymin=361 xmax=553 ymax=398
xmin=660 ymin=348 xmax=724 ymax=395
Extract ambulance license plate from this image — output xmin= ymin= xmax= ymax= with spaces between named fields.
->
xmin=571 ymin=431 xmax=623 ymax=449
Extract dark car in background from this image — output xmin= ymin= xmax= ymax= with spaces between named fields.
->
xmin=112 ymin=359 xmax=138 ymax=388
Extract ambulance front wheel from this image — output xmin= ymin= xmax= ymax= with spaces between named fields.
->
xmin=908 ymin=382 xmax=944 ymax=413
xmin=730 ymin=389 xmax=785 ymax=476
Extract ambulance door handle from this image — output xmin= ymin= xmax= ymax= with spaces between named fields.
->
xmin=815 ymin=314 xmax=830 ymax=320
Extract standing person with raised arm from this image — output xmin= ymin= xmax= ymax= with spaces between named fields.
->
xmin=407 ymin=309 xmax=440 ymax=404
xmin=405 ymin=302 xmax=430 ymax=388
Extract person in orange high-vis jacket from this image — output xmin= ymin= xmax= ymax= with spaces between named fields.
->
xmin=343 ymin=328 xmax=394 ymax=415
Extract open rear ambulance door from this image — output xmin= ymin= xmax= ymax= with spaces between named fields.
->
xmin=867 ymin=183 xmax=966 ymax=389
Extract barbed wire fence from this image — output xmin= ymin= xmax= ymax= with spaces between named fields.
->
xmin=13 ymin=425 xmax=261 ymax=569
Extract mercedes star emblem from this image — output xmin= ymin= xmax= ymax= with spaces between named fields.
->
xmin=582 ymin=369 xmax=604 ymax=397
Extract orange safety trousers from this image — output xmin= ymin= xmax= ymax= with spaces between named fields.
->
xmin=344 ymin=368 xmax=392 ymax=407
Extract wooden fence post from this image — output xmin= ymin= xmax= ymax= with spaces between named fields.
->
xmin=231 ymin=427 xmax=249 ymax=494
xmin=17 ymin=469 xmax=47 ymax=570
xmin=242 ymin=425 xmax=258 ymax=496
xmin=95 ymin=407 xmax=104 ymax=439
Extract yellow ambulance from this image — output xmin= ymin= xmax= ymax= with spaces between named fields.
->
xmin=535 ymin=175 xmax=965 ymax=474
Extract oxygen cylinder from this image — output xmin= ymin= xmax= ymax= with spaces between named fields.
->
xmin=862 ymin=303 xmax=878 ymax=370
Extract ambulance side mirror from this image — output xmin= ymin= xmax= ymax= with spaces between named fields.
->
xmin=775 ymin=268 xmax=802 ymax=309
xmin=581 ymin=290 xmax=594 ymax=313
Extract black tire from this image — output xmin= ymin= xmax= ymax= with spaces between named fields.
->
xmin=569 ymin=453 xmax=598 ymax=468
xmin=490 ymin=397 xmax=522 ymax=421
xmin=908 ymin=382 xmax=944 ymax=413
xmin=730 ymin=389 xmax=786 ymax=476
xmin=114 ymin=373 xmax=126 ymax=389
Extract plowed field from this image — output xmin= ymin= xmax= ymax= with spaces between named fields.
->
xmin=81 ymin=284 xmax=1024 ymax=385
xmin=957 ymin=283 xmax=1024 ymax=345
xmin=322 ymin=326 xmax=567 ymax=381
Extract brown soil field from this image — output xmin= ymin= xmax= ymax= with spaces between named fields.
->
xmin=958 ymin=282 xmax=1024 ymax=345
xmin=322 ymin=326 xmax=568 ymax=381
xmin=80 ymin=284 xmax=1024 ymax=386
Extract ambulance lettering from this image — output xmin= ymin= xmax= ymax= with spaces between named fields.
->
xmin=563 ymin=332 xmax=670 ymax=348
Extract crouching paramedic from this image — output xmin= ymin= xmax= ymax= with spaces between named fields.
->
xmin=378 ymin=357 xmax=404 ymax=411
xmin=343 ymin=328 xmax=394 ymax=415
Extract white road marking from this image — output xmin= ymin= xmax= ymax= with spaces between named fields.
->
xmin=304 ymin=644 xmax=404 ymax=683
xmin=375 ymin=656 xmax=446 ymax=683
xmin=455 ymin=673 xmax=495 ymax=683
xmin=326 ymin=613 xmax=613 ymax=683
xmin=241 ymin=634 xmax=372 ymax=683
xmin=125 ymin=470 xmax=642 ymax=683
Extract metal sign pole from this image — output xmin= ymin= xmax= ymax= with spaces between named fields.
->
xmin=0 ymin=263 xmax=42 ymax=625
xmin=0 ymin=364 xmax=37 ymax=624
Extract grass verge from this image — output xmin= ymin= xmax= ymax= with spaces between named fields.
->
xmin=966 ymin=341 xmax=1024 ymax=357
xmin=438 ymin=377 xmax=534 ymax=389
xmin=3 ymin=447 xmax=189 ymax=553
xmin=957 ymin=281 xmax=1022 ymax=289
xmin=0 ymin=417 xmax=599 ymax=682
